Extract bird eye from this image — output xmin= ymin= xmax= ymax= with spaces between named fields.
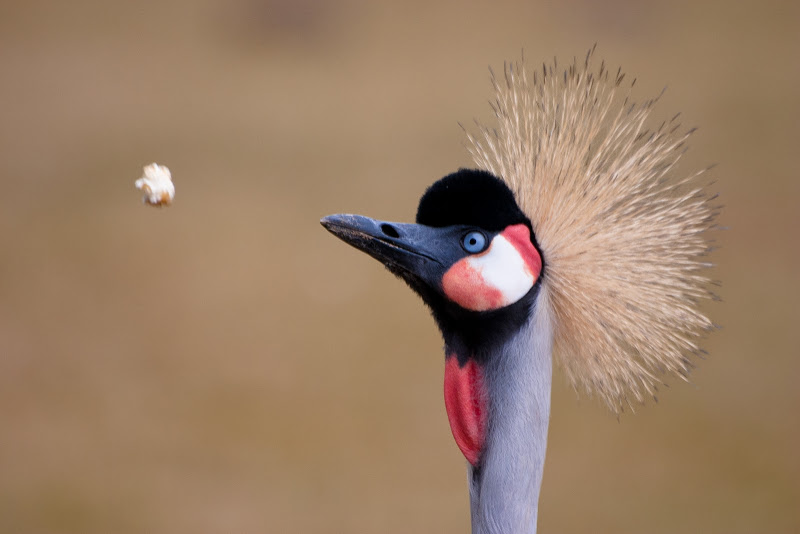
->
xmin=461 ymin=231 xmax=488 ymax=253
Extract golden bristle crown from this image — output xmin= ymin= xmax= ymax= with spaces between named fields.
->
xmin=465 ymin=47 xmax=720 ymax=412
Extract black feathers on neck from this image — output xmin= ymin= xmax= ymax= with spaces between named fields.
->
xmin=427 ymin=286 xmax=541 ymax=366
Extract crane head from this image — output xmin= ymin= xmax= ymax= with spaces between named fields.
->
xmin=321 ymin=168 xmax=543 ymax=327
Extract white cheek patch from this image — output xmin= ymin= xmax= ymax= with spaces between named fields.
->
xmin=442 ymin=234 xmax=537 ymax=311
xmin=469 ymin=235 xmax=535 ymax=304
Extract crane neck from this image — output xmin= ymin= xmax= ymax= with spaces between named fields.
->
xmin=466 ymin=289 xmax=553 ymax=534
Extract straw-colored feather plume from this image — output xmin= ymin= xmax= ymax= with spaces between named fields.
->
xmin=465 ymin=47 xmax=719 ymax=412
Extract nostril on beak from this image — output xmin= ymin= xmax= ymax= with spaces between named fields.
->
xmin=380 ymin=223 xmax=400 ymax=238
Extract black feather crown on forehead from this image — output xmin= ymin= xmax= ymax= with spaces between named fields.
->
xmin=416 ymin=169 xmax=531 ymax=232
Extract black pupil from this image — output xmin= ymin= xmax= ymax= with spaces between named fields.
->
xmin=469 ymin=237 xmax=477 ymax=245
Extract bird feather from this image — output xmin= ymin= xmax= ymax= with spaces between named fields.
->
xmin=465 ymin=47 xmax=720 ymax=412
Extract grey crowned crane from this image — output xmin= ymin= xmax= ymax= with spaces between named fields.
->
xmin=321 ymin=49 xmax=719 ymax=534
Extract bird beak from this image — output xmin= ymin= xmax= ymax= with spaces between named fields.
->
xmin=321 ymin=214 xmax=449 ymax=283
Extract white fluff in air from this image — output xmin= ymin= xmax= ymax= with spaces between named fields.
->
xmin=135 ymin=163 xmax=175 ymax=206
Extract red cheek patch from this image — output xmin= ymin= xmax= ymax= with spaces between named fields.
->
xmin=442 ymin=259 xmax=504 ymax=311
xmin=501 ymin=224 xmax=542 ymax=280
xmin=443 ymin=355 xmax=487 ymax=466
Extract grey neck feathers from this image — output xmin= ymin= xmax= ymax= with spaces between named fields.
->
xmin=468 ymin=288 xmax=553 ymax=534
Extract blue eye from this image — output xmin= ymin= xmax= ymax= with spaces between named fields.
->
xmin=461 ymin=231 xmax=488 ymax=253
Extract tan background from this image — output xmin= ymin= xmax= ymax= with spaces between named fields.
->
xmin=1 ymin=0 xmax=797 ymax=532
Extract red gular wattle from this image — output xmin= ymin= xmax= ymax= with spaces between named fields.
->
xmin=443 ymin=355 xmax=487 ymax=466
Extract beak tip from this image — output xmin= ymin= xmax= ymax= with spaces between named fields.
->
xmin=321 ymin=213 xmax=362 ymax=232
xmin=320 ymin=214 xmax=341 ymax=232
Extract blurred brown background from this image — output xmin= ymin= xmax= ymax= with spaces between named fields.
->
xmin=0 ymin=0 xmax=797 ymax=532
